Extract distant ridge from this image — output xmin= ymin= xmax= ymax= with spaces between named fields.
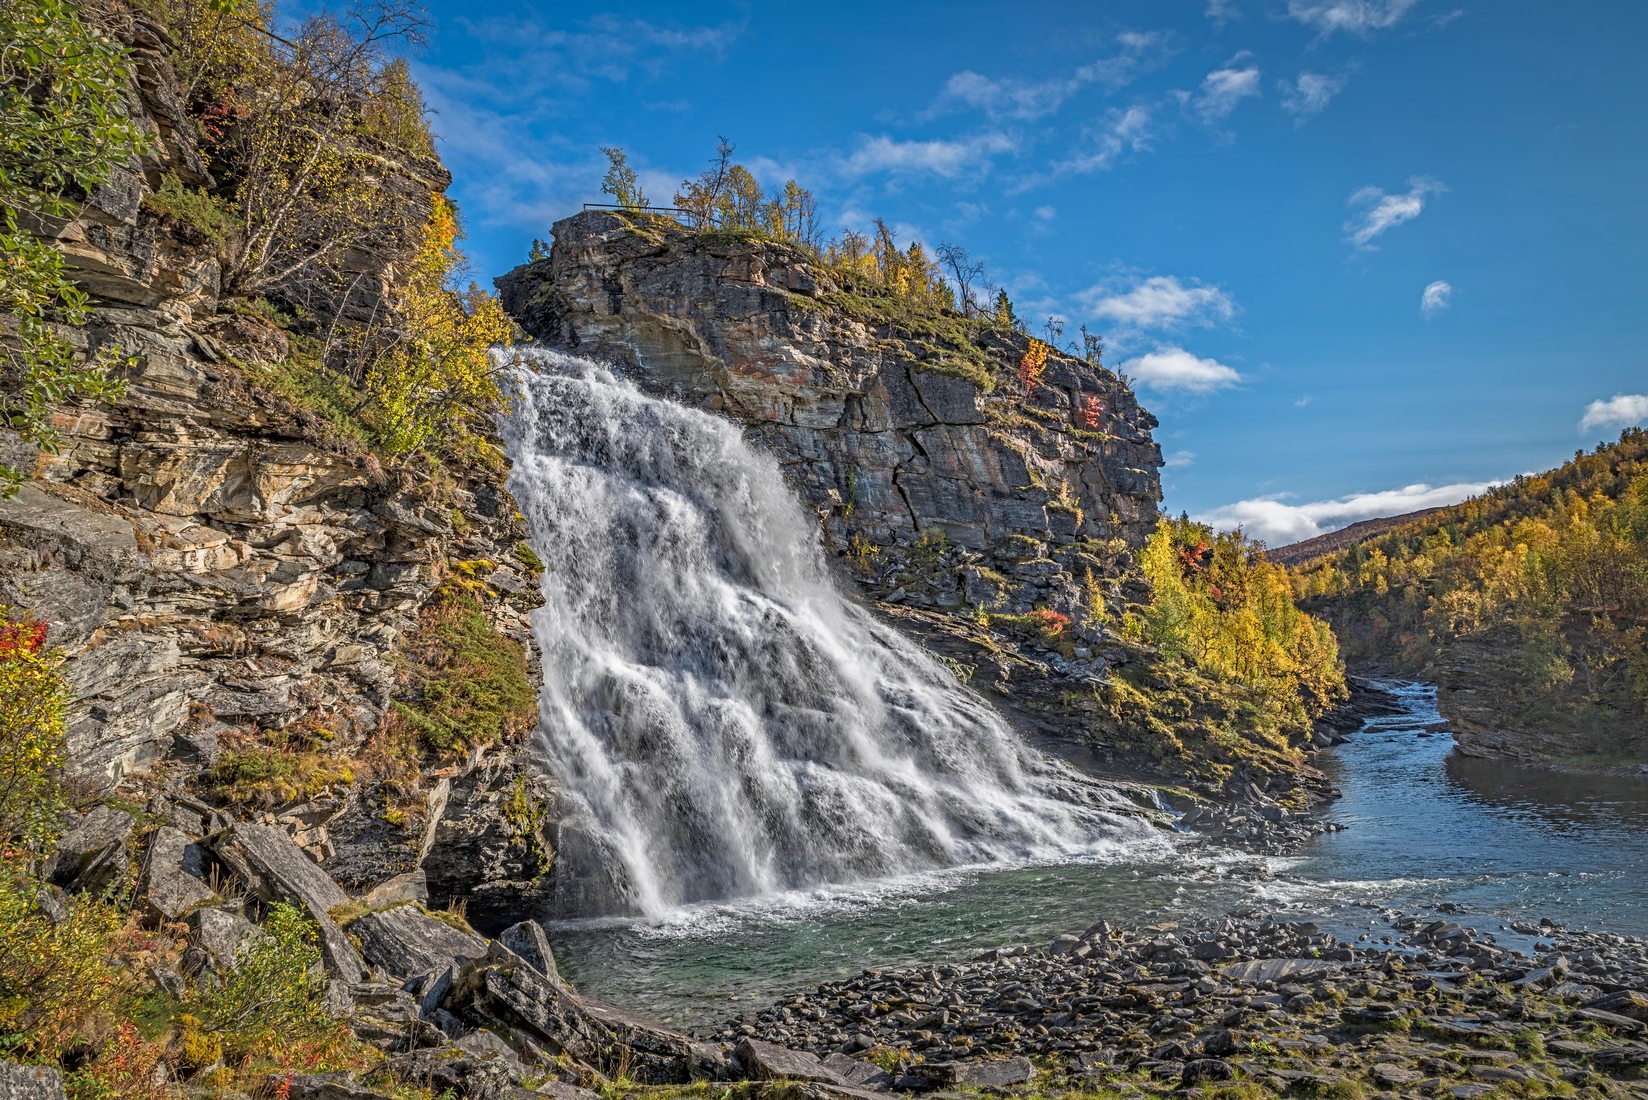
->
xmin=1265 ymin=508 xmax=1445 ymax=567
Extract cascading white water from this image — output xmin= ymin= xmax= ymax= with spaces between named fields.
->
xmin=502 ymin=347 xmax=1154 ymax=919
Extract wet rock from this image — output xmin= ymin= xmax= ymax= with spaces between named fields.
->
xmin=1222 ymin=958 xmax=1339 ymax=983
xmin=497 ymin=920 xmax=559 ymax=981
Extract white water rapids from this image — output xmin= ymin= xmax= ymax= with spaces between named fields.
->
xmin=502 ymin=347 xmax=1156 ymax=919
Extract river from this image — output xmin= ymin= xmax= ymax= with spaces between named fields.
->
xmin=547 ymin=680 xmax=1648 ymax=1027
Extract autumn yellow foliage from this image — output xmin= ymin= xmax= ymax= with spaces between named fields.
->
xmin=363 ymin=197 xmax=515 ymax=460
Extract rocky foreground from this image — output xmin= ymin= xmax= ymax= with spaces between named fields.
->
xmin=714 ymin=913 xmax=1648 ymax=1099
xmin=18 ymin=785 xmax=1648 ymax=1099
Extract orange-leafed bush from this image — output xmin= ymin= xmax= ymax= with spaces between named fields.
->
xmin=1017 ymin=338 xmax=1049 ymax=394
xmin=1024 ymin=607 xmax=1072 ymax=640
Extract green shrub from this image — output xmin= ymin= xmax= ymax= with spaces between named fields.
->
xmin=189 ymin=902 xmax=340 ymax=1063
xmin=144 ymin=170 xmax=239 ymax=245
xmin=392 ymin=588 xmax=537 ymax=756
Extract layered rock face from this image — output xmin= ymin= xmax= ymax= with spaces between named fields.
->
xmin=0 ymin=9 xmax=532 ymax=786
xmin=0 ymin=7 xmax=550 ymax=917
xmin=497 ymin=213 xmax=1163 ymax=641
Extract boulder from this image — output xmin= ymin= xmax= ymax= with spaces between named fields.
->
xmin=138 ymin=825 xmax=215 ymax=921
xmin=820 ymin=1054 xmax=896 ymax=1089
xmin=0 ymin=1062 xmax=66 ymax=1100
xmin=183 ymin=904 xmax=263 ymax=975
xmin=211 ymin=822 xmax=365 ymax=981
xmin=348 ymin=982 xmax=446 ymax=1050
xmin=444 ymin=942 xmax=605 ymax=1066
xmin=497 ymin=920 xmax=559 ymax=981
xmin=280 ymin=1074 xmax=400 ymax=1100
xmin=45 ymin=805 xmax=133 ymax=894
xmin=1222 ymin=958 xmax=1339 ymax=984
xmin=421 ymin=758 xmax=556 ymax=936
xmin=348 ymin=904 xmax=488 ymax=980
xmin=734 ymin=1039 xmax=846 ymax=1083
xmin=1586 ymin=990 xmax=1648 ymax=1022
xmin=910 ymin=1057 xmax=1034 ymax=1088
xmin=385 ymin=1038 xmax=519 ymax=1100
xmin=445 ymin=942 xmax=720 ymax=1085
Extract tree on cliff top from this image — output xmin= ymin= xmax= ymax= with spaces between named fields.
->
xmin=599 ymin=145 xmax=648 ymax=211
xmin=0 ymin=0 xmax=148 ymax=496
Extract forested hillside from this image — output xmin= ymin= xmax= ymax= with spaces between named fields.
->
xmin=1292 ymin=429 xmax=1648 ymax=765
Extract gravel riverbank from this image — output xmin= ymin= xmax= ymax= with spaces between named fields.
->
xmin=710 ymin=912 xmax=1648 ymax=1097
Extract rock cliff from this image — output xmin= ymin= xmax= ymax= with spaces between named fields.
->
xmin=0 ymin=6 xmax=549 ymax=913
xmin=500 ymin=214 xmax=1162 ymax=593
xmin=498 ymin=213 xmax=1164 ymax=722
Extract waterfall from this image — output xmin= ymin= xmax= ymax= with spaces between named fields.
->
xmin=502 ymin=347 xmax=1153 ymax=919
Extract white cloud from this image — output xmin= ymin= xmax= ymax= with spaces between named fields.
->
xmin=1286 ymin=0 xmax=1419 ymax=36
xmin=1165 ymin=449 xmax=1198 ymax=469
xmin=1579 ymin=394 xmax=1648 ymax=433
xmin=1198 ymin=480 xmax=1496 ymax=546
xmin=1420 ymin=279 xmax=1453 ymax=318
xmin=1280 ymin=71 xmax=1347 ymax=120
xmin=1033 ymin=205 xmax=1057 ymax=221
xmin=1206 ymin=0 xmax=1241 ymax=26
xmin=1186 ymin=60 xmax=1262 ymax=124
xmin=1055 ymin=104 xmax=1155 ymax=176
xmin=1119 ymin=346 xmax=1242 ymax=393
xmin=841 ymin=132 xmax=1017 ymax=179
xmin=1081 ymin=275 xmax=1238 ymax=330
xmin=1345 ymin=176 xmax=1446 ymax=248
xmin=1294 ymin=394 xmax=1313 ymax=408
xmin=935 ymin=70 xmax=1075 ymax=122
xmin=927 ymin=33 xmax=1170 ymax=121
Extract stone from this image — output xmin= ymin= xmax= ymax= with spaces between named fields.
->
xmin=820 ymin=1053 xmax=896 ymax=1089
xmin=0 ymin=1062 xmax=66 ymax=1100
xmin=138 ymin=825 xmax=215 ymax=921
xmin=1372 ymin=1062 xmax=1422 ymax=1086
xmin=442 ymin=941 xmax=727 ymax=1083
xmin=348 ymin=904 xmax=488 ymax=980
xmin=1181 ymin=1058 xmax=1235 ymax=1085
xmin=1577 ymin=1007 xmax=1647 ymax=1035
xmin=45 ymin=805 xmax=133 ymax=893
xmin=421 ymin=758 xmax=556 ymax=936
xmin=533 ymin=1085 xmax=601 ymax=1100
xmin=910 ymin=1057 xmax=1034 ymax=1088
xmin=386 ymin=1038 xmax=520 ymax=1099
xmin=184 ymin=904 xmax=263 ymax=975
xmin=1586 ymin=990 xmax=1648 ymax=1022
xmin=735 ymin=1039 xmax=845 ymax=1084
xmin=281 ymin=1075 xmax=400 ymax=1100
xmin=211 ymin=822 xmax=365 ymax=981
xmin=497 ymin=920 xmax=559 ymax=981
xmin=1221 ymin=958 xmax=1339 ymax=983
xmin=350 ymin=982 xmax=446 ymax=1050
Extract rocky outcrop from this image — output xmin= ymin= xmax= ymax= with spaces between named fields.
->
xmin=0 ymin=9 xmax=535 ymax=790
xmin=497 ymin=212 xmax=1162 ymax=637
xmin=0 ymin=5 xmax=550 ymax=924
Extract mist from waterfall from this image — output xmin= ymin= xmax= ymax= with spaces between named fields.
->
xmin=501 ymin=347 xmax=1156 ymax=919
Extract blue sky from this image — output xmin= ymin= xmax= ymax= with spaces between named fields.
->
xmin=409 ymin=0 xmax=1648 ymax=545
